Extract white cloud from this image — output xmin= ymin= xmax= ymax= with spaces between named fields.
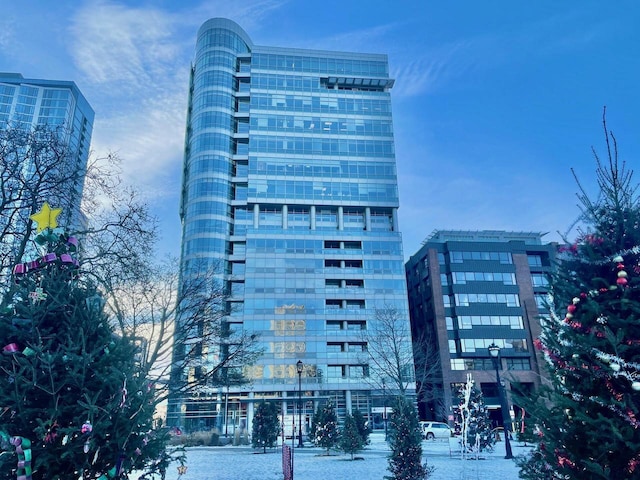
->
xmin=308 ymin=22 xmax=401 ymax=52
xmin=69 ymin=2 xmax=180 ymax=87
xmin=67 ymin=0 xmax=292 ymax=196
xmin=0 ymin=20 xmax=15 ymax=51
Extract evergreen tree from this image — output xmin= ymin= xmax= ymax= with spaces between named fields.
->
xmin=386 ymin=396 xmax=433 ymax=480
xmin=309 ymin=401 xmax=339 ymax=455
xmin=352 ymin=408 xmax=370 ymax=445
xmin=516 ymin=111 xmax=640 ymax=479
xmin=453 ymin=376 xmax=495 ymax=454
xmin=0 ymin=207 xmax=167 ymax=479
xmin=251 ymin=401 xmax=279 ymax=453
xmin=339 ymin=413 xmax=365 ymax=460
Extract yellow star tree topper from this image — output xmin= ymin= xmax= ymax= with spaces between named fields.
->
xmin=30 ymin=202 xmax=62 ymax=233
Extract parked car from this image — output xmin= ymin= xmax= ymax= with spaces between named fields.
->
xmin=419 ymin=421 xmax=452 ymax=440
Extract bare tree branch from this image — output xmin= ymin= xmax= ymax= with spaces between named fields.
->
xmin=360 ymin=305 xmax=417 ymax=397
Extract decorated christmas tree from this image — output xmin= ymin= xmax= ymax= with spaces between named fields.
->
xmin=251 ymin=401 xmax=279 ymax=453
xmin=453 ymin=374 xmax=495 ymax=455
xmin=386 ymin=396 xmax=432 ymax=480
xmin=517 ymin=113 xmax=640 ymax=479
xmin=309 ymin=401 xmax=339 ymax=455
xmin=0 ymin=204 xmax=168 ymax=479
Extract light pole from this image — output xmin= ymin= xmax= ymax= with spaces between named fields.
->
xmin=296 ymin=360 xmax=304 ymax=448
xmin=488 ymin=343 xmax=513 ymax=459
xmin=382 ymin=378 xmax=388 ymax=440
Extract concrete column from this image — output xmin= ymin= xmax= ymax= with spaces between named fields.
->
xmin=345 ymin=390 xmax=352 ymax=414
xmin=282 ymin=204 xmax=288 ymax=229
xmin=247 ymin=391 xmax=255 ymax=433
xmin=365 ymin=207 xmax=371 ymax=231
xmin=338 ymin=206 xmax=344 ymax=230
xmin=310 ymin=205 xmax=316 ymax=230
xmin=253 ymin=204 xmax=259 ymax=228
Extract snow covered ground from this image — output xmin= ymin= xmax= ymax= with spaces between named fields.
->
xmin=136 ymin=432 xmax=532 ymax=480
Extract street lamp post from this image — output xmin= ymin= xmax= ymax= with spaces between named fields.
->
xmin=382 ymin=378 xmax=388 ymax=440
xmin=488 ymin=343 xmax=513 ymax=459
xmin=296 ymin=360 xmax=304 ymax=448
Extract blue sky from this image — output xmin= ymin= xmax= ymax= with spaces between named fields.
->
xmin=1 ymin=1 xmax=639 ymax=259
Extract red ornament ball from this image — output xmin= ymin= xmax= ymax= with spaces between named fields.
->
xmin=617 ymin=277 xmax=628 ymax=286
xmin=567 ymin=304 xmax=577 ymax=313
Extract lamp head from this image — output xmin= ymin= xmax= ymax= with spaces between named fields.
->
xmin=296 ymin=360 xmax=304 ymax=374
xmin=488 ymin=343 xmax=500 ymax=358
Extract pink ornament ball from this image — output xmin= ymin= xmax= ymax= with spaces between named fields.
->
xmin=617 ymin=277 xmax=628 ymax=286
xmin=82 ymin=421 xmax=93 ymax=434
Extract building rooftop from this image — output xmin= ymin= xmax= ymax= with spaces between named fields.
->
xmin=423 ymin=229 xmax=548 ymax=245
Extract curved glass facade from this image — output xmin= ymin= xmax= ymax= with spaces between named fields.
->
xmin=172 ymin=18 xmax=414 ymax=433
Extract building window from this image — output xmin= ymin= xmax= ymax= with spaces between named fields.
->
xmin=345 ymin=279 xmax=364 ymax=288
xmin=325 ymin=279 xmax=341 ymax=289
xmin=456 ymin=315 xmax=524 ymax=329
xmin=460 ymin=338 xmax=528 ymax=353
xmin=349 ymin=365 xmax=368 ymax=378
xmin=348 ymin=343 xmax=366 ymax=352
xmin=347 ymin=321 xmax=366 ymax=330
xmin=450 ymin=359 xmax=465 ymax=370
xmin=452 ymin=271 xmax=516 ymax=285
xmin=327 ymin=342 xmax=344 ymax=353
xmin=346 ymin=300 xmax=365 ymax=310
xmin=442 ymin=295 xmax=451 ymax=307
xmin=326 ymin=300 xmax=341 ymax=309
xmin=325 ymin=259 xmax=341 ymax=269
xmin=506 ymin=358 xmax=531 ymax=370
xmin=440 ymin=273 xmax=448 ymax=286
xmin=450 ymin=251 xmax=512 ymax=264
xmin=480 ymin=383 xmax=499 ymax=398
xmin=445 ymin=316 xmax=454 ymax=330
xmin=531 ymin=274 xmax=549 ymax=287
xmin=527 ymin=255 xmax=543 ymax=267
xmin=509 ymin=339 xmax=528 ymax=352
xmin=454 ymin=293 xmax=520 ymax=307
xmin=534 ymin=293 xmax=549 ymax=310
xmin=326 ymin=321 xmax=343 ymax=331
xmin=448 ymin=340 xmax=457 ymax=354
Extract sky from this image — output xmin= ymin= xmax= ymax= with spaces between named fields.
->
xmin=1 ymin=1 xmax=639 ymax=260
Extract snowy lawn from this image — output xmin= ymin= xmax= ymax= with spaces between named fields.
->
xmin=134 ymin=432 xmax=531 ymax=480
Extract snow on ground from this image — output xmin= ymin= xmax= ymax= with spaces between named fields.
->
xmin=134 ymin=432 xmax=532 ymax=480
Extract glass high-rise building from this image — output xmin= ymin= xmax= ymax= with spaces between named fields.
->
xmin=0 ymin=73 xmax=94 ymax=228
xmin=170 ymin=18 xmax=413 ymax=433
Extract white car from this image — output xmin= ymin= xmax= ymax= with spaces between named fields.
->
xmin=420 ymin=421 xmax=452 ymax=440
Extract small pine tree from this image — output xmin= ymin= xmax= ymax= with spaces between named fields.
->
xmin=386 ymin=396 xmax=433 ymax=480
xmin=352 ymin=408 xmax=370 ymax=445
xmin=251 ymin=401 xmax=279 ymax=453
xmin=309 ymin=401 xmax=339 ymax=455
xmin=454 ymin=377 xmax=495 ymax=454
xmin=339 ymin=413 xmax=365 ymax=460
